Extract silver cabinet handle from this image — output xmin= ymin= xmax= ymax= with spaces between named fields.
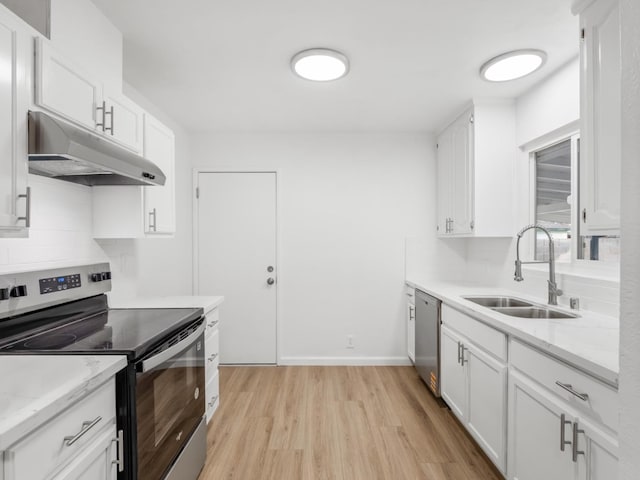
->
xmin=560 ymin=414 xmax=571 ymax=452
xmin=64 ymin=416 xmax=102 ymax=446
xmin=105 ymin=105 xmax=114 ymax=135
xmin=207 ymin=319 xmax=219 ymax=329
xmin=572 ymin=422 xmax=585 ymax=462
xmin=457 ymin=341 xmax=462 ymax=364
xmin=149 ymin=208 xmax=157 ymax=232
xmin=267 ymin=277 xmax=275 ymax=285
xmin=111 ymin=429 xmax=124 ymax=472
xmin=208 ymin=353 xmax=218 ymax=363
xmin=461 ymin=345 xmax=468 ymax=365
xmin=96 ymin=101 xmax=106 ymax=131
xmin=208 ymin=395 xmax=219 ymax=407
xmin=409 ymin=306 xmax=415 ymax=321
xmin=17 ymin=187 xmax=31 ymax=227
xmin=555 ymin=381 xmax=589 ymax=401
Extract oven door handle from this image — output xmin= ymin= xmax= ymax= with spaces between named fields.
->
xmin=141 ymin=320 xmax=205 ymax=372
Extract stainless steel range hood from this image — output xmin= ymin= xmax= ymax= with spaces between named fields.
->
xmin=28 ymin=111 xmax=166 ymax=187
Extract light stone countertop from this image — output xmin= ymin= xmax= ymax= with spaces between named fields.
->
xmin=406 ymin=277 xmax=619 ymax=387
xmin=0 ymin=355 xmax=127 ymax=451
xmin=108 ymin=295 xmax=224 ymax=315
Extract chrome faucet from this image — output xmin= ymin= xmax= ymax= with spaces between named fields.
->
xmin=514 ymin=224 xmax=563 ymax=305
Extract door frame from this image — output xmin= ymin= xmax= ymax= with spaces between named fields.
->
xmin=192 ymin=168 xmax=281 ymax=364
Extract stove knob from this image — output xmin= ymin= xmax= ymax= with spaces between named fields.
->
xmin=91 ymin=273 xmax=103 ymax=282
xmin=0 ymin=288 xmax=9 ymax=301
xmin=104 ymin=271 xmax=112 ymax=280
xmin=10 ymin=285 xmax=27 ymax=298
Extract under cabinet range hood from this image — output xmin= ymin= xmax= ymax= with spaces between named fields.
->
xmin=28 ymin=111 xmax=166 ymax=187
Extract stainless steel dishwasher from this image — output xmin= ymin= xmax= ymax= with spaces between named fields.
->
xmin=415 ymin=289 xmax=442 ymax=397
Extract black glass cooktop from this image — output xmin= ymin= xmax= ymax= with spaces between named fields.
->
xmin=0 ymin=297 xmax=203 ymax=360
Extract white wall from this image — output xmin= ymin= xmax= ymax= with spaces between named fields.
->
xmin=190 ymin=133 xmax=434 ymax=364
xmin=618 ymin=0 xmax=640 ymax=476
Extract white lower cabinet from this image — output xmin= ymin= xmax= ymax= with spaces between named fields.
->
xmin=406 ymin=287 xmax=415 ymax=363
xmin=440 ymin=315 xmax=507 ymax=473
xmin=2 ymin=378 xmax=121 ymax=480
xmin=205 ymin=308 xmax=221 ymax=422
xmin=508 ymin=371 xmax=617 ymax=480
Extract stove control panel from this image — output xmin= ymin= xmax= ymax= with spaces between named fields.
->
xmin=39 ymin=274 xmax=81 ymax=295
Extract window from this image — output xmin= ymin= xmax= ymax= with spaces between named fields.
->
xmin=532 ymin=135 xmax=619 ymax=264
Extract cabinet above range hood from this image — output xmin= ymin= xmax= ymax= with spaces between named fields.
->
xmin=28 ymin=111 xmax=166 ymax=187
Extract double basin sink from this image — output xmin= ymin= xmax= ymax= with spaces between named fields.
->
xmin=463 ymin=296 xmax=579 ymax=319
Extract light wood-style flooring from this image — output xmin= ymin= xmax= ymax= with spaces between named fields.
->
xmin=199 ymin=366 xmax=502 ymax=480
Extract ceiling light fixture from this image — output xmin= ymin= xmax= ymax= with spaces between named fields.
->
xmin=291 ymin=48 xmax=349 ymax=82
xmin=480 ymin=49 xmax=547 ymax=82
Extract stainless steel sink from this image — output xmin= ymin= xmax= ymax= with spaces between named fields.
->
xmin=492 ymin=307 xmax=579 ymax=319
xmin=463 ymin=296 xmax=534 ymax=308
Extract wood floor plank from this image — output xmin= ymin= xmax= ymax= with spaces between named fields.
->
xmin=199 ymin=366 xmax=502 ymax=480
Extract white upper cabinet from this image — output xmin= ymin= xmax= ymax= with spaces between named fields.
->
xmin=575 ymin=0 xmax=621 ymax=235
xmin=35 ymin=38 xmax=144 ymax=154
xmin=0 ymin=8 xmax=30 ymax=237
xmin=92 ymin=113 xmax=175 ymax=238
xmin=143 ymin=113 xmax=175 ymax=235
xmin=35 ymin=37 xmax=102 ymax=132
xmin=436 ymin=100 xmax=516 ymax=237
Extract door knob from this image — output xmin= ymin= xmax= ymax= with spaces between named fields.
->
xmin=267 ymin=266 xmax=274 ymax=272
xmin=267 ymin=277 xmax=275 ymax=285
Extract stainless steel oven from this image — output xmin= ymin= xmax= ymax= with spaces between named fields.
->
xmin=134 ymin=321 xmax=206 ymax=480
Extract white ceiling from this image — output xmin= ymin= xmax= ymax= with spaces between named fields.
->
xmin=92 ymin=0 xmax=578 ymax=133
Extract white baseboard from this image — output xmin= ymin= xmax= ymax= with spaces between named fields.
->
xmin=278 ymin=356 xmax=413 ymax=366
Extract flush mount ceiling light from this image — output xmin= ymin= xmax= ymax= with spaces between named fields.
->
xmin=480 ymin=49 xmax=547 ymax=82
xmin=291 ymin=48 xmax=349 ymax=82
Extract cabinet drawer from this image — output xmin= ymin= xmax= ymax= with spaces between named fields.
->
xmin=510 ymin=339 xmax=618 ymax=433
xmin=205 ymin=371 xmax=220 ymax=423
xmin=206 ymin=328 xmax=220 ymax=377
xmin=6 ymin=379 xmax=116 ymax=480
xmin=442 ymin=304 xmax=507 ymax=361
xmin=405 ymin=286 xmax=415 ymax=305
xmin=205 ymin=309 xmax=220 ymax=338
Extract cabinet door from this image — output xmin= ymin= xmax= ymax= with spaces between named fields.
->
xmin=407 ymin=303 xmax=415 ymax=363
xmin=508 ymin=372 xmax=578 ymax=480
xmin=35 ymin=38 xmax=102 ymax=132
xmin=143 ymin=114 xmax=175 ymax=234
xmin=575 ymin=417 xmax=618 ymax=480
xmin=0 ymin=15 xmax=29 ymax=234
xmin=51 ymin=427 xmax=118 ymax=480
xmin=440 ymin=326 xmax=466 ymax=420
xmin=579 ymin=0 xmax=621 ymax=235
xmin=466 ymin=344 xmax=507 ymax=473
xmin=436 ymin=129 xmax=453 ymax=235
xmin=102 ymin=90 xmax=144 ymax=154
xmin=450 ymin=110 xmax=473 ymax=235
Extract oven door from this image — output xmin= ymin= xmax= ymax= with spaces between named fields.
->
xmin=135 ymin=319 xmax=205 ymax=480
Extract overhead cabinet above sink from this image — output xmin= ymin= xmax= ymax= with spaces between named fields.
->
xmin=436 ymin=100 xmax=517 ymax=237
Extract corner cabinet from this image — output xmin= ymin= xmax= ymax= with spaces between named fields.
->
xmin=92 ymin=112 xmax=176 ymax=238
xmin=436 ymin=101 xmax=516 ymax=237
xmin=0 ymin=10 xmax=30 ymax=237
xmin=574 ymin=0 xmax=621 ymax=235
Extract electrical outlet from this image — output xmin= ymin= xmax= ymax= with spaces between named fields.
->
xmin=346 ymin=335 xmax=355 ymax=349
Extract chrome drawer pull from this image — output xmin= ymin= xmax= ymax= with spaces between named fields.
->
xmin=208 ymin=395 xmax=219 ymax=407
xmin=208 ymin=353 xmax=219 ymax=362
xmin=555 ymin=381 xmax=589 ymax=401
xmin=572 ymin=422 xmax=585 ymax=462
xmin=207 ymin=320 xmax=219 ymax=328
xmin=111 ymin=429 xmax=124 ymax=472
xmin=457 ymin=341 xmax=462 ymax=364
xmin=560 ymin=414 xmax=571 ymax=452
xmin=64 ymin=416 xmax=102 ymax=446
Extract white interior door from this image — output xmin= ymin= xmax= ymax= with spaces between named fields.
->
xmin=197 ymin=172 xmax=277 ymax=364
